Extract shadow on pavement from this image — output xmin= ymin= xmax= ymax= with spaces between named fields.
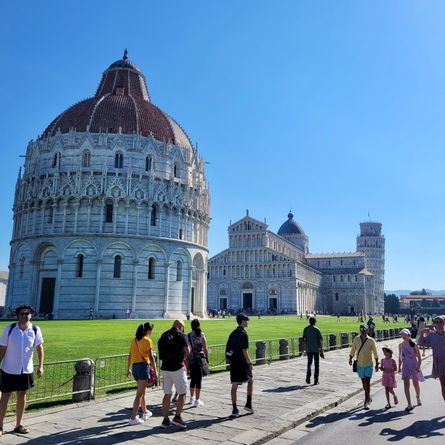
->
xmin=305 ymin=407 xmax=362 ymax=428
xmin=15 ymin=408 xmax=229 ymax=445
xmin=380 ymin=416 xmax=445 ymax=441
xmin=263 ymin=385 xmax=304 ymax=393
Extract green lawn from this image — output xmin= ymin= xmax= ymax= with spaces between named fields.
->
xmin=0 ymin=315 xmax=409 ymax=363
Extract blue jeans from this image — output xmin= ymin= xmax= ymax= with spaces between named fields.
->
xmin=306 ymin=352 xmax=320 ymax=382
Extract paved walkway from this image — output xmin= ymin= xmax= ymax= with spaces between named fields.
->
xmin=1 ymin=338 xmax=430 ymax=445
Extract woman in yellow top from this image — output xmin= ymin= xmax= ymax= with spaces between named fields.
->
xmin=127 ymin=322 xmax=157 ymax=425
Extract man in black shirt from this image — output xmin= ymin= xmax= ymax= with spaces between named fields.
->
xmin=158 ymin=320 xmax=189 ymax=429
xmin=226 ymin=314 xmax=254 ymax=418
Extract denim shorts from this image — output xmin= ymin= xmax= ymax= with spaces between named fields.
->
xmin=132 ymin=362 xmax=150 ymax=381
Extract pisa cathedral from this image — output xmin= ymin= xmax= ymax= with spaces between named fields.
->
xmin=4 ymin=52 xmax=210 ymax=319
xmin=208 ymin=212 xmax=385 ymax=315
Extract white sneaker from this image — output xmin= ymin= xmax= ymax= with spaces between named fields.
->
xmin=194 ymin=399 xmax=204 ymax=407
xmin=129 ymin=417 xmax=144 ymax=425
xmin=142 ymin=411 xmax=153 ymax=421
xmin=189 ymin=396 xmax=196 ymax=405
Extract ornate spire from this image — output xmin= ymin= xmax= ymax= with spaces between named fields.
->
xmin=123 ymin=48 xmax=128 ymax=60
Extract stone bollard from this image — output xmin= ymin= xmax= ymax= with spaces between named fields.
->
xmin=256 ymin=341 xmax=266 ymax=365
xmin=376 ymin=330 xmax=383 ymax=341
xmin=279 ymin=339 xmax=289 ymax=360
xmin=73 ymin=359 xmax=94 ymax=402
xmin=298 ymin=337 xmax=304 ymax=356
xmin=389 ymin=329 xmax=394 ymax=339
xmin=352 ymin=332 xmax=358 ymax=340
xmin=383 ymin=329 xmax=389 ymax=340
xmin=341 ymin=333 xmax=349 ymax=348
xmin=394 ymin=328 xmax=400 ymax=336
xmin=329 ymin=334 xmax=337 ymax=350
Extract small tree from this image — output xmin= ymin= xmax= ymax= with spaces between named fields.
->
xmin=384 ymin=293 xmax=400 ymax=314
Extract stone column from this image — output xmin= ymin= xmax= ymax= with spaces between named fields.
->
xmin=53 ymin=259 xmax=63 ymax=317
xmin=125 ymin=203 xmax=130 ymax=234
xmin=163 ymin=261 xmax=171 ymax=317
xmin=100 ymin=201 xmax=104 ymax=232
xmin=188 ymin=266 xmax=194 ymax=315
xmin=62 ymin=201 xmax=67 ymax=233
xmin=73 ymin=201 xmax=80 ymax=233
xmin=28 ymin=260 xmax=39 ymax=309
xmin=4 ymin=263 xmax=16 ymax=312
xmin=136 ymin=205 xmax=141 ymax=235
xmin=148 ymin=207 xmax=152 ymax=236
xmin=131 ymin=260 xmax=138 ymax=314
xmin=94 ymin=259 xmax=102 ymax=313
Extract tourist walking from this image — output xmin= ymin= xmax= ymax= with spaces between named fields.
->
xmin=302 ymin=316 xmax=323 ymax=385
xmin=349 ymin=324 xmax=379 ymax=409
xmin=367 ymin=316 xmax=376 ymax=338
xmin=416 ymin=316 xmax=426 ymax=356
xmin=380 ymin=346 xmax=398 ymax=409
xmin=187 ymin=319 xmax=208 ymax=407
xmin=226 ymin=314 xmax=254 ymax=418
xmin=418 ymin=315 xmax=445 ymax=402
xmin=127 ymin=322 xmax=157 ymax=425
xmin=0 ymin=305 xmax=44 ymax=436
xmin=398 ymin=328 xmax=423 ymax=411
xmin=158 ymin=320 xmax=189 ymax=429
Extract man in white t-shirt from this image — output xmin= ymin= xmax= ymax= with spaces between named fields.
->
xmin=0 ymin=305 xmax=44 ymax=436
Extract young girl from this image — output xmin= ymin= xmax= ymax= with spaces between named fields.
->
xmin=380 ymin=346 xmax=398 ymax=409
xmin=398 ymin=328 xmax=424 ymax=412
xmin=127 ymin=322 xmax=157 ymax=425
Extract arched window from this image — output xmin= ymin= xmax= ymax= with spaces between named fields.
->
xmin=148 ymin=257 xmax=155 ymax=280
xmin=82 ymin=151 xmax=91 ymax=167
xmin=145 ymin=156 xmax=153 ymax=172
xmin=151 ymin=205 xmax=157 ymax=226
xmin=114 ymin=255 xmax=122 ymax=278
xmin=179 ymin=228 xmax=183 ymax=240
xmin=76 ymin=254 xmax=84 ymax=278
xmin=173 ymin=163 xmax=178 ymax=178
xmin=47 ymin=205 xmax=54 ymax=224
xmin=176 ymin=260 xmax=182 ymax=281
xmin=114 ymin=152 xmax=124 ymax=169
xmin=52 ymin=152 xmax=61 ymax=169
xmin=105 ymin=203 xmax=113 ymax=223
xmin=335 ymin=292 xmax=339 ymax=301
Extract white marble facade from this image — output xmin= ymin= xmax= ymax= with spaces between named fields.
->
xmin=5 ymin=53 xmax=210 ymax=319
xmin=208 ymin=212 xmax=383 ymax=315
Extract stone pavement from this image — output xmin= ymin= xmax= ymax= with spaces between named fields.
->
xmin=1 ymin=338 xmax=429 ymax=445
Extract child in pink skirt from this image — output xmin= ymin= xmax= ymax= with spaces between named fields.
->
xmin=380 ymin=346 xmax=398 ymax=409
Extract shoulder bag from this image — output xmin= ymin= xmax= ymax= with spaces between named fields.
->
xmin=352 ymin=338 xmax=367 ymax=372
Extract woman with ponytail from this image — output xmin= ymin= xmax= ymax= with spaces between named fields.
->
xmin=127 ymin=322 xmax=156 ymax=425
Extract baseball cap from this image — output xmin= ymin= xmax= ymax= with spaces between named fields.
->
xmin=359 ymin=324 xmax=367 ymax=330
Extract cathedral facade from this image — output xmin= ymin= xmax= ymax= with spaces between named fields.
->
xmin=207 ymin=212 xmax=384 ymax=315
xmin=5 ymin=52 xmax=210 ymax=319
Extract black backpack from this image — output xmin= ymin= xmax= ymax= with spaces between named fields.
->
xmin=157 ymin=329 xmax=177 ymax=361
xmin=8 ymin=323 xmax=38 ymax=344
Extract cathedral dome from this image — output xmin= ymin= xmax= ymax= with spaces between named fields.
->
xmin=278 ymin=212 xmax=306 ymax=236
xmin=42 ymin=50 xmax=192 ymax=150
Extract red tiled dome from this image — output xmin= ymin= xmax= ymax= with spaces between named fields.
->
xmin=43 ymin=51 xmax=192 ymax=150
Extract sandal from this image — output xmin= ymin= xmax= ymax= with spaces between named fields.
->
xmin=14 ymin=425 xmax=30 ymax=434
xmin=405 ymin=405 xmax=413 ymax=412
xmin=385 ymin=404 xmax=391 ymax=409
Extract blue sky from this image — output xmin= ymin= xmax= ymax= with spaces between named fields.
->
xmin=1 ymin=1 xmax=444 ymax=290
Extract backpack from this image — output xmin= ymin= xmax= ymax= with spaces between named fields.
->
xmin=8 ymin=323 xmax=38 ymax=346
xmin=157 ymin=329 xmax=177 ymax=361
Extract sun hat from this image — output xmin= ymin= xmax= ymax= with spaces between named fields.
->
xmin=382 ymin=345 xmax=393 ymax=354
xmin=400 ymin=328 xmax=411 ymax=336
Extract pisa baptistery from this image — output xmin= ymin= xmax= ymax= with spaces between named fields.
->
xmin=5 ymin=51 xmax=210 ymax=319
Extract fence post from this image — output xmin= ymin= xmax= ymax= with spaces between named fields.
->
xmin=340 ymin=333 xmax=349 ymax=348
xmin=279 ymin=339 xmax=289 ymax=360
xmin=290 ymin=337 xmax=296 ymax=358
xmin=298 ymin=336 xmax=304 ymax=356
xmin=73 ymin=359 xmax=94 ymax=402
xmin=328 ymin=334 xmax=336 ymax=350
xmin=256 ymin=341 xmax=266 ymax=365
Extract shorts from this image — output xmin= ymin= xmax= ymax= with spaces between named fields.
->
xmin=230 ymin=360 xmax=253 ymax=385
xmin=0 ymin=370 xmax=34 ymax=392
xmin=132 ymin=362 xmax=150 ymax=381
xmin=357 ymin=365 xmax=373 ymax=379
xmin=162 ymin=368 xmax=187 ymax=395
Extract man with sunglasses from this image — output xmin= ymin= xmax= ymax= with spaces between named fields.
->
xmin=0 ymin=305 xmax=44 ymax=436
xmin=418 ymin=315 xmax=445 ymax=402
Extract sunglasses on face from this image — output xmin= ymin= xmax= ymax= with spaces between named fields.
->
xmin=19 ymin=312 xmax=31 ymax=316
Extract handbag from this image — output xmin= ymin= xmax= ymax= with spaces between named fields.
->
xmin=352 ymin=338 xmax=367 ymax=373
xmin=188 ymin=333 xmax=210 ymax=377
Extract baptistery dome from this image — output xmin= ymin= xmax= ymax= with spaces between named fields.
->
xmin=6 ymin=52 xmax=209 ymax=320
xmin=44 ymin=50 xmax=192 ymax=150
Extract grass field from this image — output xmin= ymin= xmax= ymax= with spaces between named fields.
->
xmin=0 ymin=315 xmax=410 ymax=363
